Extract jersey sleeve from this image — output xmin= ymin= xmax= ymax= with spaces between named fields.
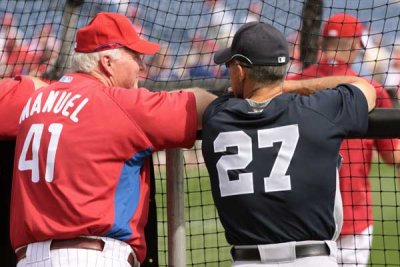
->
xmin=110 ymin=87 xmax=197 ymax=151
xmin=202 ymin=93 xmax=232 ymax=126
xmin=0 ymin=76 xmax=35 ymax=139
xmin=301 ymin=84 xmax=369 ymax=136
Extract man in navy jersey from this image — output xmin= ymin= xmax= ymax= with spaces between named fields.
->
xmin=201 ymin=21 xmax=376 ymax=267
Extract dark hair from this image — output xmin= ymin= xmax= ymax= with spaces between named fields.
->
xmin=246 ymin=64 xmax=288 ymax=85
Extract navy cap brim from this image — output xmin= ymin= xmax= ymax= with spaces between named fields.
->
xmin=214 ymin=47 xmax=233 ymax=64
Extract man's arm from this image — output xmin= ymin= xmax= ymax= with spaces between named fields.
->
xmin=0 ymin=76 xmax=49 ymax=139
xmin=0 ymin=76 xmax=49 ymax=91
xmin=282 ymin=76 xmax=376 ymax=111
xmin=185 ymin=88 xmax=217 ymax=129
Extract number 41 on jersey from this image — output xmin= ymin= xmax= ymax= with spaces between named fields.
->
xmin=18 ymin=123 xmax=63 ymax=183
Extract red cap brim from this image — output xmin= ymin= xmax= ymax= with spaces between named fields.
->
xmin=127 ymin=39 xmax=160 ymax=55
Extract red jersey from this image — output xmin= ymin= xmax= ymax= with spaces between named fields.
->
xmin=0 ymin=75 xmax=35 ymax=139
xmin=287 ymin=61 xmax=398 ymax=235
xmin=10 ymin=73 xmax=197 ymax=262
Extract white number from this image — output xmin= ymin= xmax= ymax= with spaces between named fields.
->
xmin=18 ymin=123 xmax=63 ymax=183
xmin=45 ymin=124 xmax=63 ymax=182
xmin=214 ymin=131 xmax=253 ymax=197
xmin=258 ymin=125 xmax=299 ymax=192
xmin=18 ymin=124 xmax=44 ymax=182
xmin=213 ymin=125 xmax=299 ymax=197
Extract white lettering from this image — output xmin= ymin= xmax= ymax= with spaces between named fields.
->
xmin=19 ymin=91 xmax=88 ymax=123
xmin=30 ymin=92 xmax=43 ymax=116
xmin=61 ymin=94 xmax=81 ymax=117
xmin=19 ymin=98 xmax=32 ymax=124
xmin=53 ymin=92 xmax=72 ymax=114
xmin=42 ymin=91 xmax=60 ymax=113
xmin=70 ymin=98 xmax=89 ymax=123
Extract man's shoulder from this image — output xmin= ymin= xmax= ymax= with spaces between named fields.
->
xmin=206 ymin=93 xmax=243 ymax=112
xmin=0 ymin=77 xmax=20 ymax=89
xmin=203 ymin=93 xmax=249 ymax=124
xmin=294 ymin=84 xmax=365 ymax=115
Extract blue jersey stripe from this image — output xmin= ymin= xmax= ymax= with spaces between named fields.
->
xmin=106 ymin=148 xmax=152 ymax=240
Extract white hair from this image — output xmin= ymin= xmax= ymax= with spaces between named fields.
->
xmin=70 ymin=48 xmax=122 ymax=73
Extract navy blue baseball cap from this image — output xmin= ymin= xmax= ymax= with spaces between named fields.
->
xmin=214 ymin=21 xmax=290 ymax=66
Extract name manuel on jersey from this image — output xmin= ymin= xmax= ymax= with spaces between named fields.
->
xmin=19 ymin=91 xmax=89 ymax=123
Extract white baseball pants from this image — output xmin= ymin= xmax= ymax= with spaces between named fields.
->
xmin=232 ymin=240 xmax=339 ymax=267
xmin=16 ymin=236 xmax=138 ymax=267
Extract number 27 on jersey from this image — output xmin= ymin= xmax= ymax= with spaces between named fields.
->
xmin=213 ymin=124 xmax=299 ymax=197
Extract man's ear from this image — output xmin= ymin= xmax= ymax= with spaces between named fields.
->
xmin=99 ymin=54 xmax=113 ymax=77
xmin=237 ymin=65 xmax=246 ymax=82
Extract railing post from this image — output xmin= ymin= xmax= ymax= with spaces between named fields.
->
xmin=166 ymin=148 xmax=186 ymax=267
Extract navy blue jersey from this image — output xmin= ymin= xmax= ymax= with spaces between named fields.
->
xmin=201 ymin=84 xmax=368 ymax=245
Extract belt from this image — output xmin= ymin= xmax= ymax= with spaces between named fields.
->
xmin=16 ymin=237 xmax=137 ymax=267
xmin=231 ymin=243 xmax=330 ymax=261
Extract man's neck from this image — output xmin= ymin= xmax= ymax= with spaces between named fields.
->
xmin=245 ymin=84 xmax=283 ymax=102
xmin=89 ymin=69 xmax=113 ymax=87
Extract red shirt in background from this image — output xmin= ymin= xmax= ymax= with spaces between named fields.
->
xmin=287 ymin=60 xmax=398 ymax=235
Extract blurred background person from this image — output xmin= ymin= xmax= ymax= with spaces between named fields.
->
xmin=286 ymin=31 xmax=303 ymax=75
xmin=206 ymin=0 xmax=237 ymax=48
xmin=360 ymin=31 xmax=391 ymax=86
xmin=243 ymin=1 xmax=262 ymax=23
xmin=186 ymin=36 xmax=220 ymax=78
xmin=126 ymin=5 xmax=144 ymax=36
xmin=147 ymin=45 xmax=182 ymax=81
xmin=288 ymin=13 xmax=400 ymax=267
xmin=0 ymin=13 xmax=26 ymax=77
xmin=27 ymin=23 xmax=62 ymax=77
xmin=384 ymin=43 xmax=400 ymax=102
xmin=358 ymin=26 xmax=399 ymax=106
xmin=3 ymin=35 xmax=34 ymax=78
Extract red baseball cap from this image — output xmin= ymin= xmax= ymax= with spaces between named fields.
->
xmin=75 ymin=12 xmax=160 ymax=54
xmin=322 ymin=13 xmax=363 ymax=38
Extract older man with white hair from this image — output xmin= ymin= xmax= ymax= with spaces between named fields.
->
xmin=10 ymin=12 xmax=216 ymax=267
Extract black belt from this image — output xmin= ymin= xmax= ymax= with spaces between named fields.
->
xmin=16 ymin=237 xmax=137 ymax=267
xmin=231 ymin=243 xmax=330 ymax=261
